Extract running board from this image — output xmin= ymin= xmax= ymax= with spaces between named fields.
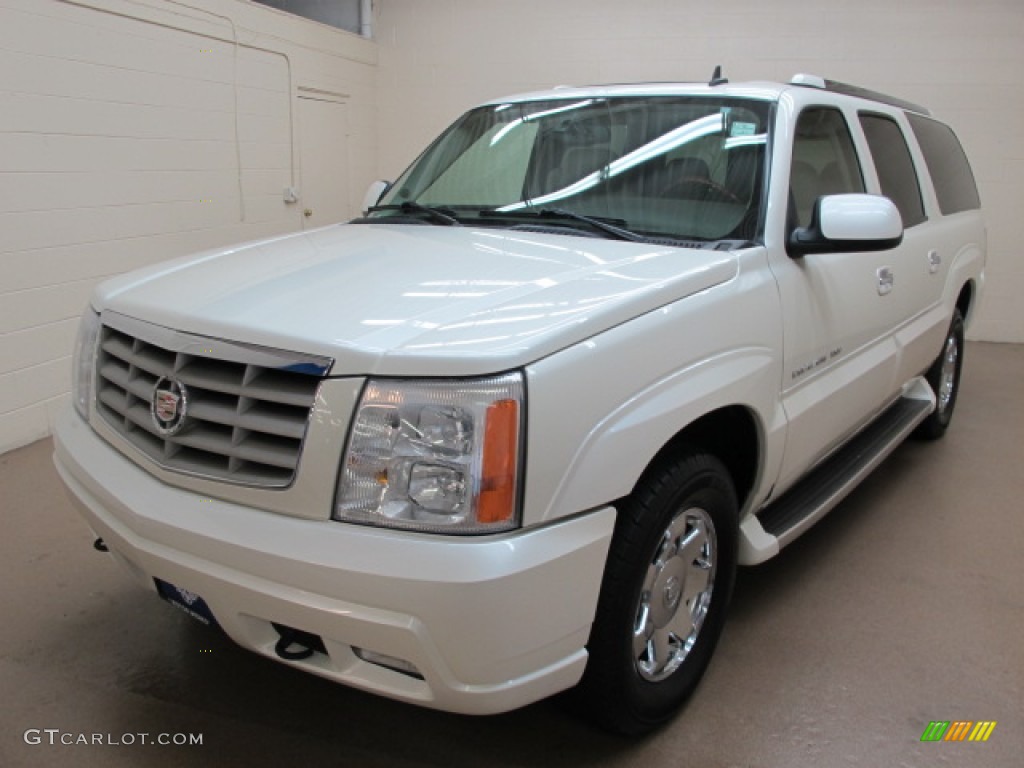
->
xmin=758 ymin=379 xmax=934 ymax=549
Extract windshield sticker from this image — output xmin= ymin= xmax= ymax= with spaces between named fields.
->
xmin=731 ymin=122 xmax=756 ymax=137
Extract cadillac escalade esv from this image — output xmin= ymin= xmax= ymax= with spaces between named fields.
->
xmin=54 ymin=73 xmax=985 ymax=733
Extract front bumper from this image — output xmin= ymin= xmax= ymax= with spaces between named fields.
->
xmin=53 ymin=406 xmax=615 ymax=714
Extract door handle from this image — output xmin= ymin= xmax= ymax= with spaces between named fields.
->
xmin=877 ymin=267 xmax=894 ymax=296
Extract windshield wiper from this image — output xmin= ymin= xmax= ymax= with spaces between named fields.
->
xmin=367 ymin=201 xmax=461 ymax=226
xmin=541 ymin=208 xmax=648 ymax=242
xmin=480 ymin=207 xmax=645 ymax=242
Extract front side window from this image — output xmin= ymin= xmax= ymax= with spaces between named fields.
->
xmin=372 ymin=96 xmax=772 ymax=243
xmin=859 ymin=113 xmax=926 ymax=228
xmin=789 ymin=107 xmax=865 ymax=228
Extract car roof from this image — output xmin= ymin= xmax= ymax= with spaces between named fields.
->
xmin=482 ymin=76 xmax=930 ymax=115
xmin=483 ymin=81 xmax=787 ymax=106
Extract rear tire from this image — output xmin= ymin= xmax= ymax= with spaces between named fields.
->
xmin=915 ymin=308 xmax=964 ymax=440
xmin=579 ymin=449 xmax=738 ymax=735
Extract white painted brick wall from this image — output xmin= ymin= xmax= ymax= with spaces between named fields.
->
xmin=3 ymin=0 xmax=1021 ymax=456
xmin=374 ymin=0 xmax=1024 ymax=344
xmin=0 ymin=0 xmax=379 ymax=453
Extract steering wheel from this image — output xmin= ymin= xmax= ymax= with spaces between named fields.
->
xmin=661 ymin=176 xmax=741 ymax=204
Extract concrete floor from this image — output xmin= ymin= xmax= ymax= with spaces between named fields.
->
xmin=1 ymin=342 xmax=1021 ymax=768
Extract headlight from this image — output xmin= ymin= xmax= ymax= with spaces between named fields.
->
xmin=72 ymin=307 xmax=101 ymax=421
xmin=335 ymin=372 xmax=524 ymax=534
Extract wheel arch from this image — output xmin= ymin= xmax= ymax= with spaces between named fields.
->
xmin=524 ymin=341 xmax=781 ymax=529
xmin=956 ymin=280 xmax=975 ymax=325
xmin=629 ymin=405 xmax=761 ymax=518
xmin=944 ymin=230 xmax=984 ymax=331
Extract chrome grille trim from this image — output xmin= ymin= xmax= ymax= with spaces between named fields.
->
xmin=94 ymin=311 xmax=332 ymax=488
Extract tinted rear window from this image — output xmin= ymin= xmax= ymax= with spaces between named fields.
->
xmin=859 ymin=113 xmax=926 ymax=228
xmin=907 ymin=113 xmax=980 ymax=215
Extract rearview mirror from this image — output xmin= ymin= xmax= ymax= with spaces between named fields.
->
xmin=788 ymin=194 xmax=903 ymax=257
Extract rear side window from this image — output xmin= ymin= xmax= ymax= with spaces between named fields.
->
xmin=907 ymin=113 xmax=981 ymax=215
xmin=859 ymin=113 xmax=926 ymax=228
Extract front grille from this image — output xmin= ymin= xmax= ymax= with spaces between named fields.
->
xmin=94 ymin=316 xmax=330 ymax=488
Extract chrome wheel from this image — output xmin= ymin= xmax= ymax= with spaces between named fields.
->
xmin=915 ymin=308 xmax=965 ymax=441
xmin=581 ymin=450 xmax=736 ymax=734
xmin=936 ymin=333 xmax=959 ymax=414
xmin=633 ymin=506 xmax=717 ymax=682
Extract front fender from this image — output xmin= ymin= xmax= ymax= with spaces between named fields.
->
xmin=522 ymin=257 xmax=784 ymax=528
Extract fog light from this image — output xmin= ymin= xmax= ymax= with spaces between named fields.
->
xmin=354 ymin=647 xmax=423 ymax=679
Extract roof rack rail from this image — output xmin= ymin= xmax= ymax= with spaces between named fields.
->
xmin=789 ymin=74 xmax=930 ymax=115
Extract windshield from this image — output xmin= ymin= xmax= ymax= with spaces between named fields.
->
xmin=371 ymin=95 xmax=771 ymax=243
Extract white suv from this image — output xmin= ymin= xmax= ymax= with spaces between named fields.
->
xmin=54 ymin=72 xmax=984 ymax=733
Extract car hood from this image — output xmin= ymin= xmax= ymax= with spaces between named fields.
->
xmin=95 ymin=223 xmax=739 ymax=376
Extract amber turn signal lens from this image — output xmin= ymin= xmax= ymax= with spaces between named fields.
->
xmin=478 ymin=399 xmax=519 ymax=524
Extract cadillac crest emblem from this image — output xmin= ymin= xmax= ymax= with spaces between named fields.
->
xmin=151 ymin=376 xmax=189 ymax=436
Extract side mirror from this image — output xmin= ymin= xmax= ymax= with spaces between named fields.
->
xmin=788 ymin=194 xmax=903 ymax=258
xmin=362 ymin=180 xmax=391 ymax=216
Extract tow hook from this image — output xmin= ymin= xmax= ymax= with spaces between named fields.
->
xmin=272 ymin=623 xmax=321 ymax=661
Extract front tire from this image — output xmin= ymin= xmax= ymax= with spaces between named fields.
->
xmin=580 ymin=450 xmax=738 ymax=735
xmin=915 ymin=308 xmax=965 ymax=440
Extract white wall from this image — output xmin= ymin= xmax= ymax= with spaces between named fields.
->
xmin=0 ymin=0 xmax=378 ymax=454
xmin=374 ymin=0 xmax=1024 ymax=343
xmin=2 ymin=0 xmax=1022 ymax=455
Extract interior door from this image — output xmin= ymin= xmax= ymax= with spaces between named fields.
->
xmin=298 ymin=92 xmax=351 ymax=229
